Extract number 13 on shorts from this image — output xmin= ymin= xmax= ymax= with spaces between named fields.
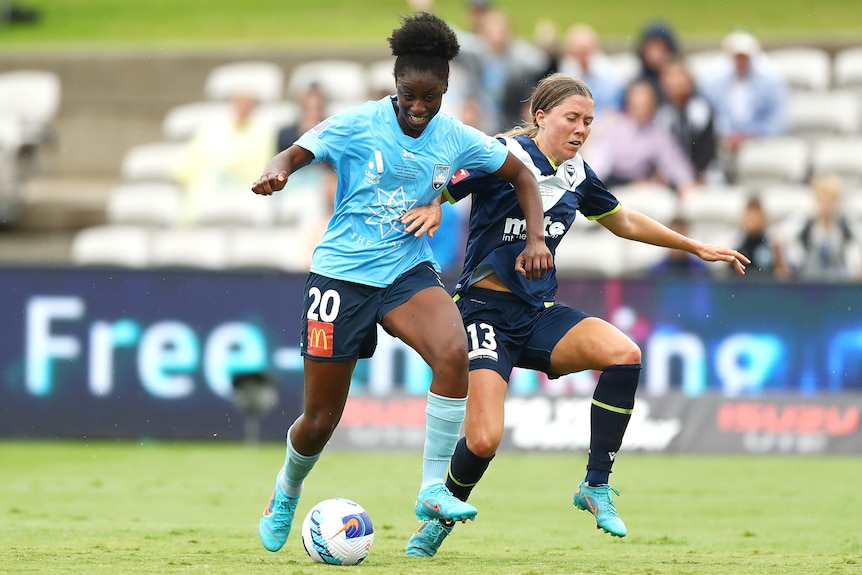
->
xmin=466 ymin=322 xmax=498 ymax=361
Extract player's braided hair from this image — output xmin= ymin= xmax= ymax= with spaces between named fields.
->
xmin=501 ymin=73 xmax=594 ymax=138
xmin=388 ymin=12 xmax=460 ymax=84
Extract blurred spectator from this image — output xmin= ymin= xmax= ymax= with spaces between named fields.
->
xmin=277 ymin=83 xmax=327 ymax=153
xmin=734 ymin=196 xmax=788 ymax=279
xmin=778 ymin=173 xmax=862 ymax=281
xmin=455 ymin=8 xmax=551 ymax=133
xmin=647 ymin=217 xmax=712 ymax=277
xmin=632 ymin=20 xmax=681 ymax=100
xmin=586 ymin=80 xmax=697 ymax=194
xmin=656 ymin=57 xmax=719 ymax=183
xmin=556 ymin=23 xmax=624 ymax=123
xmin=699 ymin=30 xmax=787 ymax=168
xmin=174 ymin=90 xmax=276 ymax=225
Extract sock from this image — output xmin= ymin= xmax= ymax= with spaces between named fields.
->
xmin=585 ymin=364 xmax=640 ymax=486
xmin=280 ymin=423 xmax=320 ymax=497
xmin=421 ymin=391 xmax=466 ymax=490
xmin=446 ymin=436 xmax=494 ymax=502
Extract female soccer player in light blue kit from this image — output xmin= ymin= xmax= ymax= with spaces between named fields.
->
xmin=251 ymin=12 xmax=553 ymax=554
xmin=406 ymin=73 xmax=749 ymax=557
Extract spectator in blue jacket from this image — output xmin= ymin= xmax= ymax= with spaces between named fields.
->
xmin=699 ymin=30 xmax=787 ymax=156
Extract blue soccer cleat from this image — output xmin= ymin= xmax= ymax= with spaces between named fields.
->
xmin=406 ymin=519 xmax=455 ymax=557
xmin=414 ymin=483 xmax=477 ymax=522
xmin=572 ymin=481 xmax=627 ymax=537
xmin=259 ymin=474 xmax=300 ymax=552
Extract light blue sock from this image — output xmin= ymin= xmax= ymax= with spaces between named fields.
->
xmin=279 ymin=424 xmax=320 ymax=497
xmin=421 ymin=391 xmax=466 ymax=490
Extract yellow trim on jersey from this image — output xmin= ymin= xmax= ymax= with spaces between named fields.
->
xmin=442 ymin=187 xmax=456 ymax=205
xmin=453 ymin=293 xmax=461 ymax=303
xmin=587 ymin=203 xmax=622 ymax=221
xmin=592 ymin=398 xmax=634 ymax=415
xmin=544 ymin=301 xmax=555 ymax=308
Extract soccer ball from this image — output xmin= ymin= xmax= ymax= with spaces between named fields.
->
xmin=301 ymin=498 xmax=374 ymax=566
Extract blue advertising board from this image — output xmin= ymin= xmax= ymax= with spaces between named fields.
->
xmin=1 ymin=266 xmax=860 ymax=442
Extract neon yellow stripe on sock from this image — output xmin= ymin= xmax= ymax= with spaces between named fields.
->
xmin=591 ymin=398 xmax=634 ymax=415
xmin=447 ymin=472 xmax=477 ymax=488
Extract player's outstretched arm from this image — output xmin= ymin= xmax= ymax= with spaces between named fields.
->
xmin=401 ymin=194 xmax=443 ymax=238
xmin=600 ymin=206 xmax=750 ymax=275
xmin=251 ymin=145 xmax=315 ymax=196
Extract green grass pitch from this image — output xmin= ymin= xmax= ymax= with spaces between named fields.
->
xmin=1 ymin=441 xmax=859 ymax=574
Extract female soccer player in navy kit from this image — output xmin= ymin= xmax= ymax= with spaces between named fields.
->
xmin=406 ymin=73 xmax=749 ymax=556
xmin=251 ymin=13 xmax=553 ymax=554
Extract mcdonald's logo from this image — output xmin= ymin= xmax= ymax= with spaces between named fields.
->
xmin=307 ymin=319 xmax=334 ymax=357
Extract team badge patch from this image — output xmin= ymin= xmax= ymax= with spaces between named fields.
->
xmin=432 ymin=164 xmax=452 ymax=191
xmin=307 ymin=320 xmax=334 ymax=357
xmin=564 ymin=163 xmax=577 ymax=188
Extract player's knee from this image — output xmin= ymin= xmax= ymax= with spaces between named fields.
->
xmin=610 ymin=340 xmax=641 ymax=366
xmin=301 ymin=411 xmax=339 ymax=446
xmin=428 ymin=336 xmax=469 ymax=378
xmin=467 ymin=431 xmax=501 ymax=458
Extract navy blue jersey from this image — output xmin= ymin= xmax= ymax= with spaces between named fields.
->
xmin=447 ymin=134 xmax=620 ymax=307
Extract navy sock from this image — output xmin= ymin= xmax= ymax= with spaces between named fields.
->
xmin=445 ymin=437 xmax=494 ymax=502
xmin=585 ymin=364 xmax=640 ymax=486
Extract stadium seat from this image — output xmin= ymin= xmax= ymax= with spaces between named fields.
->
xmin=685 ymin=50 xmax=725 ymax=84
xmin=70 ymin=225 xmax=151 ymax=268
xmin=366 ymin=58 xmax=396 ymax=97
xmin=609 ymin=183 xmax=678 ymax=225
xmin=767 ymin=47 xmax=831 ymax=91
xmin=286 ymin=59 xmax=368 ymax=110
xmin=554 ymin=229 xmax=625 ymax=277
xmin=119 ymin=141 xmax=186 ymax=183
xmin=105 ymin=182 xmax=183 ymax=227
xmin=149 ymin=227 xmax=229 ymax=269
xmin=786 ymin=90 xmax=860 ymax=137
xmin=252 ymin=101 xmax=299 ymax=132
xmin=757 ymin=184 xmax=815 ymax=223
xmin=604 ymin=51 xmax=640 ymax=85
xmin=735 ymin=137 xmax=810 ymax=188
xmin=0 ymin=69 xmax=61 ymax=147
xmin=833 ymin=46 xmax=862 ymax=91
xmin=810 ymin=137 xmax=862 ymax=188
xmin=679 ymin=185 xmax=748 ymax=226
xmin=227 ymin=227 xmax=308 ymax=271
xmin=195 ymin=193 xmax=274 ymax=227
xmin=162 ymin=101 xmax=230 ymax=141
xmin=203 ymin=61 xmax=284 ymax=103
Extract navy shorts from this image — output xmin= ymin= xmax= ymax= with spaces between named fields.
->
xmin=456 ymin=287 xmax=590 ymax=380
xmin=300 ymin=262 xmax=446 ymax=361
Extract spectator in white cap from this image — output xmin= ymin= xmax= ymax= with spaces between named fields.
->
xmin=699 ymin=29 xmax=787 ymax=179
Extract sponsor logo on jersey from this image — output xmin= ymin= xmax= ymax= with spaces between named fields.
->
xmin=450 ymin=168 xmax=470 ymax=185
xmin=502 ymin=216 xmax=567 ymax=240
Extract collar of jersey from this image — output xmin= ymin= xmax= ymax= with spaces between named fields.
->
xmin=513 ymin=134 xmax=556 ymax=176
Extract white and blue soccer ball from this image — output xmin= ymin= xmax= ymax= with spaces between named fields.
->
xmin=301 ymin=498 xmax=374 ymax=566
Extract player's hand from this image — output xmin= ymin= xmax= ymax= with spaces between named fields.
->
xmin=696 ymin=244 xmax=751 ymax=276
xmin=515 ymin=239 xmax=553 ymax=280
xmin=401 ymin=203 xmax=442 ymax=238
xmin=251 ymin=171 xmax=288 ymax=196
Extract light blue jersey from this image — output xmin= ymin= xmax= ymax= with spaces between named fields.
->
xmin=295 ymin=96 xmax=508 ymax=287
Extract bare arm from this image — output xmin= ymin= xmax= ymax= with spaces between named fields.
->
xmin=599 ymin=206 xmax=750 ymax=275
xmin=492 ymin=152 xmax=553 ymax=279
xmin=251 ymin=145 xmax=315 ymax=196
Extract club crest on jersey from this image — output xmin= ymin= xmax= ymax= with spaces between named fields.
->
xmin=432 ymin=164 xmax=451 ymax=191
xmin=564 ymin=162 xmax=577 ymax=188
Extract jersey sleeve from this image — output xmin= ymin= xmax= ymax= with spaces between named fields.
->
xmin=443 ymin=132 xmax=506 ymax=203
xmin=293 ymin=107 xmax=359 ymax=165
xmin=443 ymin=168 xmax=495 ymax=203
xmin=579 ymin=161 xmax=621 ymax=220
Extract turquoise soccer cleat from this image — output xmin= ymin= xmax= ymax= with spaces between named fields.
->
xmin=572 ymin=481 xmax=627 ymax=537
xmin=259 ymin=476 xmax=300 ymax=552
xmin=413 ymin=483 xmax=477 ymax=522
xmin=405 ymin=519 xmax=455 ymax=557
